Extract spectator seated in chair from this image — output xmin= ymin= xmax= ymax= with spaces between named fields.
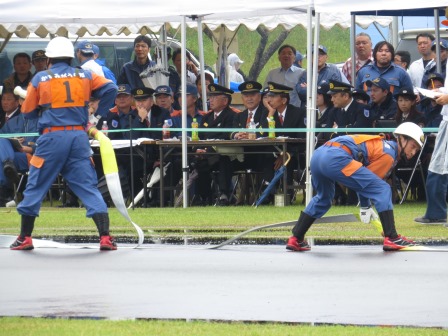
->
xmin=0 ymin=91 xmax=38 ymax=206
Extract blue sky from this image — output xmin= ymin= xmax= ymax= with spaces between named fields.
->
xmin=358 ymin=16 xmax=437 ymax=46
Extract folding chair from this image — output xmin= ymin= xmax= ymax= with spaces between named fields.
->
xmin=47 ymin=174 xmax=66 ymax=206
xmin=13 ymin=173 xmax=27 ymax=203
xmin=231 ymin=170 xmax=261 ymax=205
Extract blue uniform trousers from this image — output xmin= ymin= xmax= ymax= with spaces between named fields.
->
xmin=17 ymin=130 xmax=107 ymax=217
xmin=0 ymin=138 xmax=29 ymax=186
xmin=305 ymin=146 xmax=393 ymax=218
xmin=423 ymin=171 xmax=448 ymax=220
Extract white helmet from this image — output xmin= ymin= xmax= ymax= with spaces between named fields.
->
xmin=393 ymin=122 xmax=424 ymax=148
xmin=45 ymin=37 xmax=74 ymax=59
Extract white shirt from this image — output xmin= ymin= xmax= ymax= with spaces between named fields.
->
xmin=214 ymin=110 xmax=223 ymax=119
xmin=342 ymin=98 xmax=354 ymax=112
xmin=248 ymin=106 xmax=258 ymax=117
xmin=81 ymin=59 xmax=105 ymax=77
xmin=408 ymin=58 xmax=435 ymax=88
xmin=277 ymin=106 xmax=287 ymax=121
xmin=5 ymin=107 xmax=20 ymax=121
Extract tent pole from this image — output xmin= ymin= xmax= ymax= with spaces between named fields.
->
xmin=197 ymin=17 xmax=208 ymax=112
xmin=435 ymin=9 xmax=442 ymax=74
xmin=350 ymin=15 xmax=356 ymax=86
xmin=391 ymin=17 xmax=399 ymax=49
xmin=217 ymin=25 xmax=228 ymax=87
xmin=160 ymin=24 xmax=168 ymax=72
xmin=181 ymin=16 xmax=188 ymax=208
xmin=305 ymin=5 xmax=317 ymax=206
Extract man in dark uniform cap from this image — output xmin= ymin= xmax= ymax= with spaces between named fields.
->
xmin=316 ymin=82 xmax=335 ymax=136
xmin=325 ymin=80 xmax=373 ymax=135
xmin=31 ymin=50 xmax=47 ymax=75
xmin=260 ymin=81 xmax=307 ymax=204
xmin=99 ymin=84 xmax=136 ymax=140
xmin=231 ymin=81 xmax=267 ymax=139
xmin=130 ymin=86 xmax=172 ymax=205
xmin=131 ymin=86 xmax=171 ymax=140
xmin=154 ymin=85 xmax=178 ymax=116
xmin=264 ymin=81 xmax=307 ymax=138
xmin=199 ymin=83 xmax=235 ymax=139
xmin=229 ymin=81 xmax=268 ymax=204
xmin=366 ymin=77 xmax=397 ymax=121
xmin=195 ymin=83 xmax=236 ymax=205
xmin=420 ymin=73 xmax=445 ymax=128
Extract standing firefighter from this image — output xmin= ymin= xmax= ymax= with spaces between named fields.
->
xmin=10 ymin=37 xmax=118 ymax=251
xmin=286 ymin=122 xmax=425 ymax=252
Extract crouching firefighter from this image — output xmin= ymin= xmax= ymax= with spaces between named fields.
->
xmin=286 ymin=122 xmax=424 ymax=252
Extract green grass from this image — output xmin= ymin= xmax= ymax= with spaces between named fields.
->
xmin=1 ymin=202 xmax=447 ymax=244
xmin=174 ymin=25 xmax=350 ymax=84
xmin=1 ymin=318 xmax=447 ymax=336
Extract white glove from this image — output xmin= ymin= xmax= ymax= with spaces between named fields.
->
xmin=88 ymin=114 xmax=101 ymax=127
xmin=360 ymin=206 xmax=379 ymax=224
xmin=14 ymin=86 xmax=27 ymax=99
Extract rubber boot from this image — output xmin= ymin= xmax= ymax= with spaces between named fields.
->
xmin=92 ymin=213 xmax=110 ymax=237
xmin=378 ymin=210 xmax=398 ymax=239
xmin=20 ymin=215 xmax=36 ymax=238
xmin=292 ymin=211 xmax=316 ymax=241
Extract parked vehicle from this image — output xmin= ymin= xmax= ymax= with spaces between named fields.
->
xmin=0 ymin=34 xmax=201 ymax=84
xmin=396 ymin=28 xmax=448 ymax=63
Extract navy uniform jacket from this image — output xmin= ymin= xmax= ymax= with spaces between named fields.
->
xmin=0 ymin=108 xmax=20 ymax=129
xmin=421 ymin=59 xmax=447 ymax=89
xmin=0 ymin=112 xmax=38 ymax=147
xmin=117 ymin=58 xmax=156 ymax=90
xmin=98 ymin=107 xmax=138 ymax=140
xmin=199 ymin=106 xmax=236 ymax=140
xmin=325 ymin=99 xmax=373 ymax=138
xmin=260 ymin=104 xmax=307 ymax=139
xmin=369 ymin=94 xmax=397 ymax=121
xmin=231 ymin=104 xmax=268 ymax=139
xmin=356 ymin=62 xmax=413 ymax=95
xmin=316 ymin=106 xmax=336 ymax=141
xmin=297 ymin=64 xmax=343 ymax=99
xmin=420 ymin=99 xmax=442 ymax=128
xmin=131 ymin=105 xmax=171 ymax=140
xmin=316 ymin=106 xmax=334 ymax=129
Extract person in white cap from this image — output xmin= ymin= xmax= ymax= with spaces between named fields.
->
xmin=228 ymin=53 xmax=244 ymax=84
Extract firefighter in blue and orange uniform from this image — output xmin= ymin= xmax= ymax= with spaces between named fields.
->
xmin=286 ymin=122 xmax=425 ymax=252
xmin=10 ymin=37 xmax=118 ymax=251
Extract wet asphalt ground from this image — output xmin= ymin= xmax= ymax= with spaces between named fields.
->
xmin=0 ymin=241 xmax=447 ymax=327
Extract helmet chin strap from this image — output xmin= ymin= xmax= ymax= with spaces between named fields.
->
xmin=398 ymin=136 xmax=409 ymax=164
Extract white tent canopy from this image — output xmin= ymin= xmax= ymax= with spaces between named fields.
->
xmin=0 ymin=14 xmax=392 ymax=38
xmin=0 ymin=0 xmax=393 ymax=38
